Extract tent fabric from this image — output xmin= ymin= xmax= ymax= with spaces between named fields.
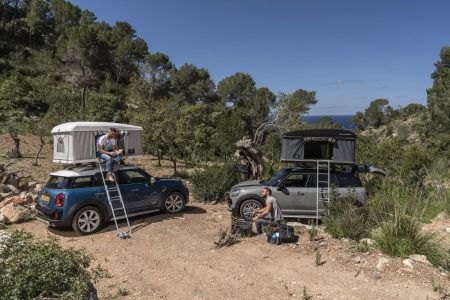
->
xmin=51 ymin=122 xmax=143 ymax=164
xmin=281 ymin=129 xmax=356 ymax=164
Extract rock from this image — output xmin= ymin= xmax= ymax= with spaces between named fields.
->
xmin=0 ymin=203 xmax=32 ymax=224
xmin=0 ymin=184 xmax=10 ymax=193
xmin=372 ymin=271 xmax=382 ymax=280
xmin=0 ymin=196 xmax=25 ymax=209
xmin=17 ymin=181 xmax=28 ymax=191
xmin=399 ymin=267 xmax=413 ymax=274
xmin=353 ymin=256 xmax=362 ymax=263
xmin=444 ymin=228 xmax=450 ymax=233
xmin=319 ymin=241 xmax=327 ymax=247
xmin=20 ymin=191 xmax=27 ymax=199
xmin=0 ymin=213 xmax=4 ymax=224
xmin=34 ymin=184 xmax=42 ymax=194
xmin=0 ymin=223 xmax=5 ymax=229
xmin=409 ymin=254 xmax=431 ymax=265
xmin=27 ymin=181 xmax=37 ymax=189
xmin=0 ymin=230 xmax=11 ymax=245
xmin=436 ymin=212 xmax=448 ymax=220
xmin=376 ymin=257 xmax=390 ymax=271
xmin=6 ymin=185 xmax=19 ymax=194
xmin=32 ymin=194 xmax=38 ymax=202
xmin=402 ymin=259 xmax=414 ymax=269
xmin=25 ymin=192 xmax=34 ymax=204
xmin=0 ymin=192 xmax=12 ymax=200
xmin=360 ymin=238 xmax=376 ymax=246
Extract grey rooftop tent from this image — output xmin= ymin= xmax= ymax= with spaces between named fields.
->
xmin=51 ymin=122 xmax=143 ymax=164
xmin=281 ymin=129 xmax=356 ymax=164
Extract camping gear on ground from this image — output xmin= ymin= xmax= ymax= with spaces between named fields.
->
xmin=231 ymin=215 xmax=253 ymax=237
xmin=51 ymin=122 xmax=143 ymax=164
xmin=281 ymin=129 xmax=356 ymax=164
xmin=266 ymin=223 xmax=297 ymax=244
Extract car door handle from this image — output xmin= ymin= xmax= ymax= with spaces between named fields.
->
xmin=296 ymin=192 xmax=304 ymax=195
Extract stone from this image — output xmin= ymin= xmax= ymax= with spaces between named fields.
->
xmin=17 ymin=181 xmax=28 ymax=191
xmin=402 ymin=259 xmax=414 ymax=269
xmin=409 ymin=254 xmax=431 ymax=265
xmin=353 ymin=256 xmax=362 ymax=263
xmin=0 ymin=196 xmax=25 ymax=209
xmin=0 ymin=192 xmax=12 ymax=200
xmin=399 ymin=268 xmax=413 ymax=274
xmin=0 ymin=230 xmax=11 ymax=244
xmin=372 ymin=271 xmax=382 ymax=280
xmin=436 ymin=212 xmax=448 ymax=220
xmin=27 ymin=181 xmax=37 ymax=189
xmin=0 ymin=203 xmax=32 ymax=224
xmin=34 ymin=184 xmax=42 ymax=194
xmin=6 ymin=185 xmax=19 ymax=194
xmin=360 ymin=238 xmax=376 ymax=246
xmin=25 ymin=192 xmax=34 ymax=204
xmin=444 ymin=228 xmax=450 ymax=233
xmin=376 ymin=257 xmax=390 ymax=271
xmin=0 ymin=213 xmax=4 ymax=224
xmin=20 ymin=191 xmax=27 ymax=199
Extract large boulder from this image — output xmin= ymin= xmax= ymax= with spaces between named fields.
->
xmin=0 ymin=203 xmax=33 ymax=224
xmin=0 ymin=196 xmax=26 ymax=209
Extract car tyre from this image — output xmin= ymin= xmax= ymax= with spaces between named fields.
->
xmin=72 ymin=206 xmax=103 ymax=235
xmin=239 ymin=199 xmax=262 ymax=220
xmin=164 ymin=192 xmax=185 ymax=213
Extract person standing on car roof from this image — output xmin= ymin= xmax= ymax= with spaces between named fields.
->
xmin=253 ymin=187 xmax=283 ymax=234
xmin=98 ymin=128 xmax=122 ymax=182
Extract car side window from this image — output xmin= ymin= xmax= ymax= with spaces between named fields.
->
xmin=117 ymin=170 xmax=149 ymax=185
xmin=307 ymin=174 xmax=336 ymax=187
xmin=283 ymin=173 xmax=308 ymax=187
xmin=71 ymin=176 xmax=95 ymax=189
xmin=336 ymin=174 xmax=361 ymax=187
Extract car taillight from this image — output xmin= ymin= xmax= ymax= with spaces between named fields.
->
xmin=55 ymin=193 xmax=65 ymax=207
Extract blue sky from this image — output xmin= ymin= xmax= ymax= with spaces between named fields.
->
xmin=71 ymin=0 xmax=450 ymax=115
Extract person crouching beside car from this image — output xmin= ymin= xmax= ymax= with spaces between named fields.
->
xmin=98 ymin=128 xmax=123 ymax=182
xmin=253 ymin=187 xmax=283 ymax=234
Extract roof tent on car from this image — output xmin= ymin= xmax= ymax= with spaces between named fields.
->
xmin=281 ymin=129 xmax=356 ymax=164
xmin=51 ymin=122 xmax=143 ymax=164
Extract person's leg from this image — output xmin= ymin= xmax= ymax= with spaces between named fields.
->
xmin=111 ymin=154 xmax=123 ymax=172
xmin=100 ymin=154 xmax=114 ymax=181
xmin=255 ymin=218 xmax=272 ymax=234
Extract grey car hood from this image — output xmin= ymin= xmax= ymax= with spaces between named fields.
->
xmin=231 ymin=180 xmax=262 ymax=189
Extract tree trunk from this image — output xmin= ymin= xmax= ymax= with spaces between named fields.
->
xmin=157 ymin=150 xmax=162 ymax=167
xmin=9 ymin=133 xmax=21 ymax=158
xmin=34 ymin=135 xmax=45 ymax=165
xmin=235 ymin=138 xmax=264 ymax=180
xmin=81 ymin=85 xmax=87 ymax=117
xmin=172 ymin=157 xmax=177 ymax=175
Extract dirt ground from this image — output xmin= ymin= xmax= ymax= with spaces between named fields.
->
xmin=2 ymin=134 xmax=450 ymax=299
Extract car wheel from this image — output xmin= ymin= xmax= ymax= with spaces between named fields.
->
xmin=240 ymin=199 xmax=262 ymax=220
xmin=165 ymin=192 xmax=185 ymax=213
xmin=72 ymin=206 xmax=103 ymax=235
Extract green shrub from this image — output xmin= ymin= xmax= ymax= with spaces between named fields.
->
xmin=191 ymin=163 xmax=240 ymax=202
xmin=369 ymin=183 xmax=450 ymax=271
xmin=323 ymin=197 xmax=371 ymax=241
xmin=0 ymin=231 xmax=96 ymax=299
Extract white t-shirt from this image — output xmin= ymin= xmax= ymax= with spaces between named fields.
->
xmin=97 ymin=135 xmax=117 ymax=151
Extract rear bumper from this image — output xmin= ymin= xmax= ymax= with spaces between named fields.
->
xmin=34 ymin=203 xmax=70 ymax=228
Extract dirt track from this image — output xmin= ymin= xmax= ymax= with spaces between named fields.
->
xmin=2 ymin=134 xmax=449 ymax=299
xmin=14 ymin=202 xmax=449 ymax=300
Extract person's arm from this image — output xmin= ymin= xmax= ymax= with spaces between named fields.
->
xmin=253 ymin=201 xmax=273 ymax=221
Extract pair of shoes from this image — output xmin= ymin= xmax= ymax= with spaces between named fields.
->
xmin=107 ymin=175 xmax=115 ymax=182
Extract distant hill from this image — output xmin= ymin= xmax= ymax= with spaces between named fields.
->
xmin=303 ymin=115 xmax=355 ymax=129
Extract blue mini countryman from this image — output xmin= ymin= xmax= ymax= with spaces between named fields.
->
xmin=35 ymin=165 xmax=189 ymax=235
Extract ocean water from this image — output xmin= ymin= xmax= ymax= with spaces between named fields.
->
xmin=303 ymin=115 xmax=356 ymax=130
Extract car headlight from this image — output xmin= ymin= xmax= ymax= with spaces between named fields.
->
xmin=181 ymin=180 xmax=188 ymax=188
xmin=230 ymin=189 xmax=241 ymax=198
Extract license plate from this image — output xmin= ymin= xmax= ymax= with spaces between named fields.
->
xmin=41 ymin=194 xmax=50 ymax=202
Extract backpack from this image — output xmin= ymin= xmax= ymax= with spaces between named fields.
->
xmin=266 ymin=223 xmax=298 ymax=244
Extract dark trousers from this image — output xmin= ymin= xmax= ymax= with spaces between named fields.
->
xmin=255 ymin=218 xmax=273 ymax=234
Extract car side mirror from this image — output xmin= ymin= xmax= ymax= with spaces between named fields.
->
xmin=150 ymin=177 xmax=156 ymax=185
xmin=277 ymin=184 xmax=284 ymax=191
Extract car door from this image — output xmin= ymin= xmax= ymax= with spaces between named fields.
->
xmin=116 ymin=169 xmax=160 ymax=211
xmin=273 ymin=173 xmax=310 ymax=215
xmin=95 ymin=172 xmax=133 ymax=216
xmin=304 ymin=173 xmax=336 ymax=213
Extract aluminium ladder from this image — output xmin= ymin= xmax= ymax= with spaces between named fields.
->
xmin=98 ymin=160 xmax=132 ymax=239
xmin=315 ymin=160 xmax=331 ymax=225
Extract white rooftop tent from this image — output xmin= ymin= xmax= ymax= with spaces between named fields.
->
xmin=51 ymin=122 xmax=143 ymax=164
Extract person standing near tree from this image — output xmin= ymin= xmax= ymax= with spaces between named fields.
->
xmin=97 ymin=128 xmax=122 ymax=182
xmin=253 ymin=187 xmax=283 ymax=234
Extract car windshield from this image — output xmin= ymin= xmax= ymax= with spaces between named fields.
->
xmin=46 ymin=176 xmax=70 ymax=189
xmin=261 ymin=169 xmax=291 ymax=186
